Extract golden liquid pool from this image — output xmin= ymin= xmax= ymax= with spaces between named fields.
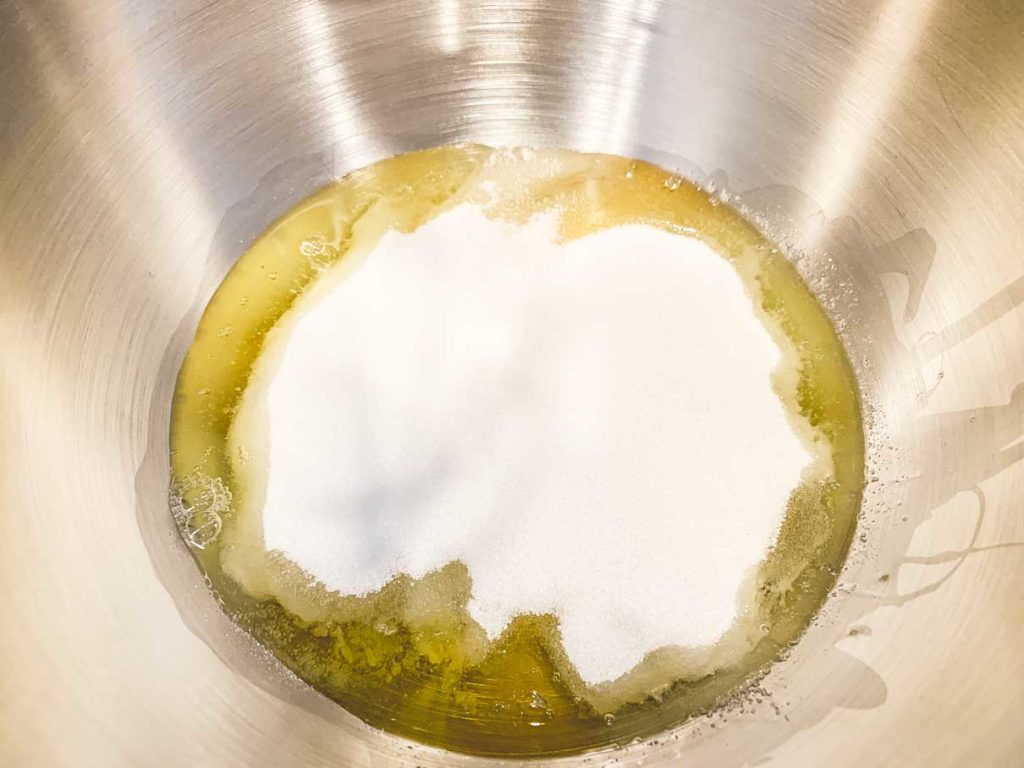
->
xmin=169 ymin=145 xmax=864 ymax=757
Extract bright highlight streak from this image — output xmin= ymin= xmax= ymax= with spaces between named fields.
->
xmin=798 ymin=0 xmax=938 ymax=248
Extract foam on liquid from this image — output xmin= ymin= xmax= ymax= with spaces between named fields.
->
xmin=242 ymin=205 xmax=812 ymax=685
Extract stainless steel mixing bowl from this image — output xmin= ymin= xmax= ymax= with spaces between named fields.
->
xmin=2 ymin=0 xmax=1022 ymax=765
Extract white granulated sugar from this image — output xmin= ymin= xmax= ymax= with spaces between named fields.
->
xmin=256 ymin=205 xmax=812 ymax=685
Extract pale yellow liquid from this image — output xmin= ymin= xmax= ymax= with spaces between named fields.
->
xmin=170 ymin=145 xmax=864 ymax=757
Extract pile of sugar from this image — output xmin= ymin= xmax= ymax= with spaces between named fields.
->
xmin=251 ymin=205 xmax=812 ymax=685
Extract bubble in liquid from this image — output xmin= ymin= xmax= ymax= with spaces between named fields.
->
xmin=300 ymin=234 xmax=326 ymax=258
xmin=169 ymin=470 xmax=230 ymax=549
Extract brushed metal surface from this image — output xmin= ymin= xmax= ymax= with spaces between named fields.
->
xmin=1 ymin=0 xmax=1022 ymax=765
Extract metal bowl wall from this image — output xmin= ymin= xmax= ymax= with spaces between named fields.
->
xmin=1 ymin=0 xmax=1022 ymax=765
